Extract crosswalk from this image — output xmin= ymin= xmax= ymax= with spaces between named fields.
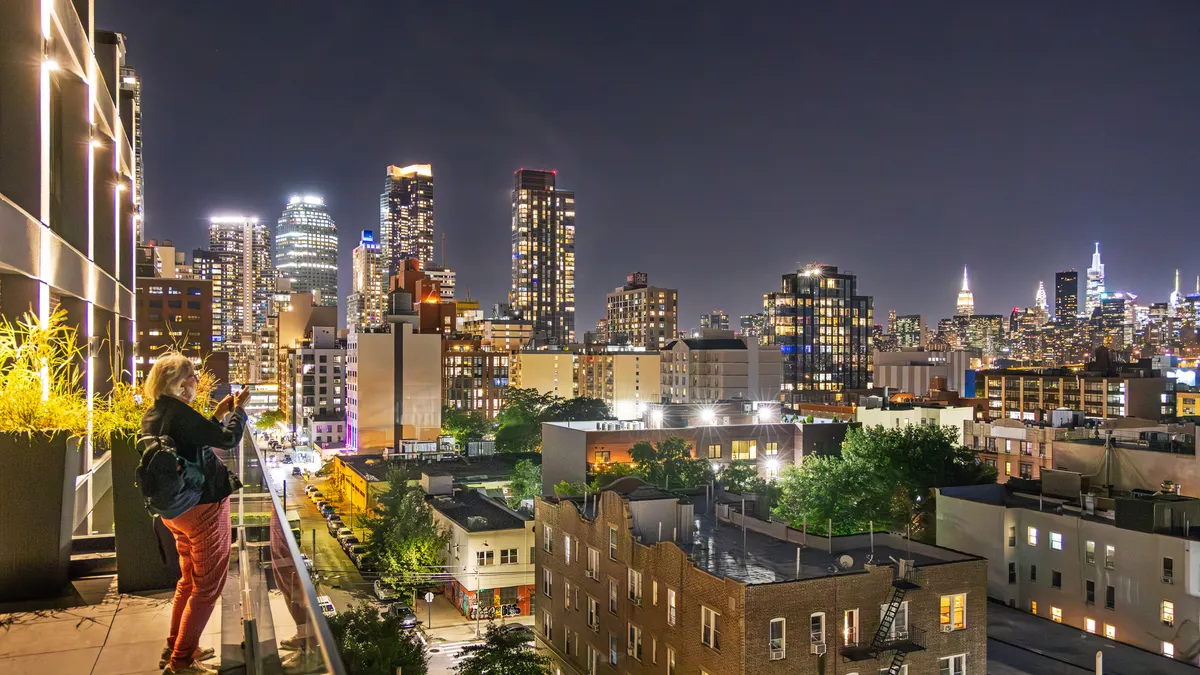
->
xmin=427 ymin=639 xmax=484 ymax=661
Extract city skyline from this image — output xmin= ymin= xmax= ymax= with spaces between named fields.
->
xmin=98 ymin=1 xmax=1200 ymax=330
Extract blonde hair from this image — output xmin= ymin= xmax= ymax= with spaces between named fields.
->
xmin=143 ymin=352 xmax=195 ymax=401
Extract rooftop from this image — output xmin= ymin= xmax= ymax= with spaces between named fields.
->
xmin=665 ymin=338 xmax=747 ymax=350
xmin=427 ymin=489 xmax=530 ymax=532
xmin=337 ymin=453 xmax=530 ymax=483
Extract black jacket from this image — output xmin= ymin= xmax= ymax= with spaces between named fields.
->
xmin=141 ymin=395 xmax=246 ymax=505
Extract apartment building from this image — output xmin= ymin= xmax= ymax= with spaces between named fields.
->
xmin=577 ymin=349 xmax=661 ymax=420
xmin=660 ymin=335 xmax=781 ymax=404
xmin=872 ymin=350 xmax=973 ymax=397
xmin=856 ymin=405 xmax=975 ymax=444
xmin=976 ymin=369 xmax=1171 ymax=422
xmin=605 ymin=273 xmax=678 ymax=349
xmin=536 ymin=483 xmax=987 ymax=675
xmin=511 ymin=351 xmax=578 ymax=399
xmin=282 ymin=326 xmax=345 ymax=448
xmin=443 ymin=338 xmax=509 ymax=418
xmin=463 ymin=317 xmax=537 ymax=352
xmin=937 ymin=483 xmax=1200 ymax=664
xmin=424 ymin=474 xmax=535 ymax=619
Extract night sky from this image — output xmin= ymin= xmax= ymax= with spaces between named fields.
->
xmin=97 ymin=1 xmax=1200 ymax=330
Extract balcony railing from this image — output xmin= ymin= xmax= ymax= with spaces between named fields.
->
xmin=230 ymin=431 xmax=348 ymax=675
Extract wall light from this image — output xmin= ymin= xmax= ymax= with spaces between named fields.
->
xmin=44 ymin=59 xmax=60 ymax=71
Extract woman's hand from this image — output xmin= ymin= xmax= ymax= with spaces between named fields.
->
xmin=214 ymin=394 xmax=235 ymax=419
xmin=235 ymin=387 xmax=251 ymax=409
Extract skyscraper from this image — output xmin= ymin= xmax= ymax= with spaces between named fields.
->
xmin=956 ymin=266 xmax=975 ymax=316
xmin=207 ymin=215 xmax=272 ymax=382
xmin=510 ymin=169 xmax=576 ymax=344
xmin=699 ymin=310 xmax=730 ymax=332
xmin=275 ymin=194 xmax=338 ymax=305
xmin=380 ymin=164 xmax=434 ymax=276
xmin=1169 ymin=269 xmax=1183 ymax=315
xmin=347 ymin=230 xmax=385 ymax=332
xmin=119 ymin=67 xmax=144 ymax=244
xmin=1085 ymin=242 xmax=1105 ymax=318
xmin=1055 ymin=270 xmax=1078 ymax=320
xmin=1035 ymin=281 xmax=1048 ymax=312
xmin=893 ymin=314 xmax=927 ymax=348
xmin=769 ymin=264 xmax=873 ymax=406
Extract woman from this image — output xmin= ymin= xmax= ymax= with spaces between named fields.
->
xmin=141 ymin=352 xmax=250 ymax=675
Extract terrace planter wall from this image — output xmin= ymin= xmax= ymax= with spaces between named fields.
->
xmin=111 ymin=434 xmax=181 ymax=592
xmin=0 ymin=432 xmax=80 ymax=601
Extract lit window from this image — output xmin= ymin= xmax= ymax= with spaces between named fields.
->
xmin=667 ymin=588 xmax=677 ymax=626
xmin=1051 ymin=607 xmax=1062 ymax=623
xmin=1027 ymin=527 xmax=1038 ymax=546
xmin=940 ymin=594 xmax=967 ymax=630
xmin=1104 ymin=624 xmax=1116 ymax=639
xmin=587 ymin=547 xmax=599 ymax=579
xmin=543 ymin=525 xmax=553 ymax=553
xmin=627 ymin=568 xmax=642 ymax=604
xmin=1085 ymin=540 xmax=1095 ymax=564
xmin=1030 ymin=600 xmax=1037 ymax=614
xmin=1163 ymin=641 xmax=1175 ymax=658
xmin=1050 ymin=532 xmax=1063 ymax=550
xmin=1084 ymin=618 xmax=1096 ymax=633
xmin=1105 ymin=545 xmax=1115 ymax=569
xmin=1163 ymin=600 xmax=1175 ymax=626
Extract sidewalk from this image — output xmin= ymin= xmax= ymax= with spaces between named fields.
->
xmin=419 ymin=594 xmax=531 ymax=644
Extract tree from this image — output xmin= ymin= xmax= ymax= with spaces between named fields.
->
xmin=361 ymin=467 xmax=450 ymax=596
xmin=442 ymin=406 xmax=493 ymax=446
xmin=328 ymin=603 xmax=428 ymax=675
xmin=508 ymin=459 xmax=541 ymax=508
xmin=772 ymin=424 xmax=997 ymax=538
xmin=773 ymin=457 xmax=893 ymax=535
xmin=721 ymin=460 xmax=765 ymax=494
xmin=495 ymin=420 xmax=543 ymax=454
xmin=543 ymin=396 xmax=613 ymax=422
xmin=590 ymin=462 xmax=645 ymax=489
xmin=455 ymin=623 xmax=552 ymax=675
xmin=553 ymin=480 xmax=587 ymax=497
xmin=629 ymin=436 xmax=715 ymax=490
xmin=253 ymin=408 xmax=285 ymax=431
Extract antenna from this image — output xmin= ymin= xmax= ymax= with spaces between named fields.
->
xmin=441 ymin=232 xmax=446 ymax=268
xmin=838 ymin=554 xmax=855 ymax=569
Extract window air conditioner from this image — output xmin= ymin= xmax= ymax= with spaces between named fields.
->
xmin=810 ymin=643 xmax=826 ymax=655
xmin=941 ymin=624 xmax=954 ymax=633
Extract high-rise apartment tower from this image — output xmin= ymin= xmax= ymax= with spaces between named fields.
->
xmin=1055 ymin=270 xmax=1078 ymax=320
xmin=510 ymin=169 xmax=576 ymax=344
xmin=275 ymin=194 xmax=338 ymax=305
xmin=380 ymin=164 xmax=434 ymax=276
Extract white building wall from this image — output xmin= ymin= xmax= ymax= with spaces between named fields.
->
xmin=435 ymin=514 xmax=535 ymax=592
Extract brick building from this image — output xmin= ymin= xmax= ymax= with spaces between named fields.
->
xmin=535 ymin=482 xmax=987 ymax=675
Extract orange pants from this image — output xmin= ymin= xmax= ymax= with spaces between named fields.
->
xmin=162 ymin=498 xmax=231 ymax=669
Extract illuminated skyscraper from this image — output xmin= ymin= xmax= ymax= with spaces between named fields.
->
xmin=769 ymin=264 xmax=873 ymax=405
xmin=119 ymin=67 xmax=144 ymax=244
xmin=699 ymin=310 xmax=730 ymax=332
xmin=1035 ymin=281 xmax=1047 ymax=312
xmin=1085 ymin=242 xmax=1105 ymax=318
xmin=276 ymin=194 xmax=338 ymax=305
xmin=380 ymin=164 xmax=434 ymax=277
xmin=347 ymin=230 xmax=385 ymax=332
xmin=956 ymin=266 xmax=975 ymax=316
xmin=1169 ymin=269 xmax=1183 ymax=315
xmin=510 ymin=169 xmax=576 ymax=344
xmin=1055 ymin=270 xmax=1078 ymax=320
xmin=207 ymin=215 xmax=272 ymax=382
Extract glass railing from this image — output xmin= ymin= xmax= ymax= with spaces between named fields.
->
xmin=229 ymin=430 xmax=348 ymax=675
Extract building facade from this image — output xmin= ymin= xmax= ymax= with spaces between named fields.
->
xmin=1055 ymin=270 xmax=1079 ymax=321
xmin=577 ymin=350 xmax=662 ymax=420
xmin=348 ymin=229 xmax=385 ymax=332
xmin=893 ymin=315 xmax=927 ymax=349
xmin=283 ymin=326 xmax=345 ymax=448
xmin=699 ymin=310 xmax=730 ymax=332
xmin=872 ymin=350 xmax=973 ymax=397
xmin=768 ymin=265 xmax=873 ymax=406
xmin=443 ymin=338 xmax=510 ymax=418
xmin=938 ymin=483 xmax=1200 ymax=664
xmin=957 ymin=267 xmax=975 ymax=316
xmin=135 ymin=276 xmax=216 ymax=383
xmin=511 ymin=351 xmax=578 ymax=399
xmin=206 ymin=215 xmax=272 ymax=383
xmin=510 ymin=169 xmax=576 ymax=345
xmin=424 ymin=264 xmax=456 ymax=301
xmin=380 ymin=164 xmax=434 ymax=274
xmin=605 ymin=273 xmax=677 ymax=349
xmin=856 ymin=405 xmax=975 ymax=444
xmin=660 ymin=337 xmax=780 ymax=404
xmin=976 ymin=370 xmax=1171 ymax=421
xmin=275 ymin=194 xmax=338 ymax=305
xmin=1086 ymin=243 xmax=1106 ymax=318
xmin=0 ymin=2 xmax=138 ymax=538
xmin=536 ymin=485 xmax=988 ymax=675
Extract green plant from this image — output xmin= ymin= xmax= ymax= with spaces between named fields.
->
xmin=328 ymin=603 xmax=428 ymax=675
xmin=255 ymin=408 xmax=285 ymax=431
xmin=0 ymin=309 xmax=88 ymax=435
xmin=507 ymin=459 xmax=541 ymax=507
xmin=553 ymin=480 xmax=586 ymax=497
xmin=455 ymin=623 xmax=550 ymax=675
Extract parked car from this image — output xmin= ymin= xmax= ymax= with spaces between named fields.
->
xmin=335 ymin=527 xmax=353 ymax=541
xmin=326 ymin=518 xmax=344 ymax=535
xmin=496 ymin=623 xmax=534 ymax=644
xmin=316 ymin=595 xmax=336 ymax=618
xmin=320 ymin=505 xmax=335 ymax=518
xmin=300 ymin=553 xmax=314 ymax=574
xmin=348 ymin=544 xmax=368 ymax=566
xmin=315 ymin=500 xmax=327 ymax=511
xmin=291 ymin=467 xmax=302 ymax=476
xmin=385 ymin=603 xmax=418 ymax=628
xmin=356 ymin=552 xmax=376 ymax=573
xmin=340 ymin=535 xmax=360 ymax=553
xmin=310 ymin=491 xmax=324 ymax=503
xmin=374 ymin=580 xmax=397 ymax=602
xmin=304 ymin=484 xmax=317 ymax=495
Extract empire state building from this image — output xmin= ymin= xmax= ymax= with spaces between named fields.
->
xmin=956 ymin=266 xmax=975 ymax=316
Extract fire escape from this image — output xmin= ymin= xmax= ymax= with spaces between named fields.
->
xmin=841 ymin=561 xmax=926 ymax=675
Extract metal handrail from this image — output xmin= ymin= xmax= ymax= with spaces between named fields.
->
xmin=239 ymin=431 xmax=348 ymax=675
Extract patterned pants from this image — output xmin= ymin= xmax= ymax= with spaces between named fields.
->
xmin=162 ymin=498 xmax=231 ymax=669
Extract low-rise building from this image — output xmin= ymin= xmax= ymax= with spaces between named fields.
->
xmin=463 ymin=317 xmax=536 ymax=352
xmin=536 ymin=481 xmax=987 ymax=675
xmin=511 ymin=351 xmax=578 ymax=399
xmin=660 ymin=334 xmax=780 ymax=404
xmin=346 ymin=321 xmax=443 ymax=452
xmin=937 ymin=482 xmax=1200 ymax=665
xmin=577 ymin=348 xmax=661 ymax=420
xmin=1180 ymin=391 xmax=1199 ymax=419
xmin=855 ymin=404 xmax=975 ymax=444
xmin=872 ymin=350 xmax=973 ymax=397
xmin=976 ymin=369 xmax=1172 ymax=422
xmin=423 ymin=474 xmax=535 ymax=619
xmin=282 ymin=326 xmax=345 ymax=445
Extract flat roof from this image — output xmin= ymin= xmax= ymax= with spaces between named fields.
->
xmin=686 ymin=514 xmax=973 ymax=584
xmin=337 ymin=454 xmax=531 ymax=483
xmin=427 ymin=490 xmax=530 ymax=532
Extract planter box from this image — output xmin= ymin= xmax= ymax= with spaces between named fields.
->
xmin=111 ymin=434 xmax=180 ymax=592
xmin=0 ymin=432 xmax=80 ymax=601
